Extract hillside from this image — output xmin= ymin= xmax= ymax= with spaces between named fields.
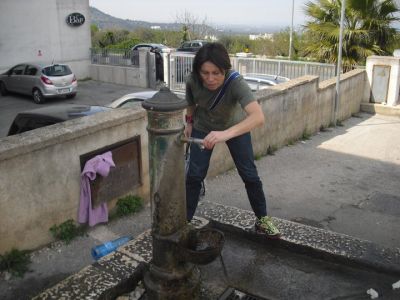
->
xmin=90 ymin=6 xmax=189 ymax=31
xmin=89 ymin=6 xmax=280 ymax=34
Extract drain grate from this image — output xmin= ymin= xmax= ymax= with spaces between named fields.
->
xmin=218 ymin=287 xmax=269 ymax=300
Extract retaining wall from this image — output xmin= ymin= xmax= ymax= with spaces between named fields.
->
xmin=0 ymin=107 xmax=150 ymax=253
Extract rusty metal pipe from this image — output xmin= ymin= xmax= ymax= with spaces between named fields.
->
xmin=180 ymin=136 xmax=205 ymax=149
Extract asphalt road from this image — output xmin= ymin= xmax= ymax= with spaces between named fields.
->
xmin=0 ymin=80 xmax=150 ymax=138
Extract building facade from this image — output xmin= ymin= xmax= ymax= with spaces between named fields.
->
xmin=0 ymin=0 xmax=91 ymax=78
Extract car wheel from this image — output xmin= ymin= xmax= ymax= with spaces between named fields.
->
xmin=0 ymin=82 xmax=8 ymax=96
xmin=32 ymin=89 xmax=45 ymax=104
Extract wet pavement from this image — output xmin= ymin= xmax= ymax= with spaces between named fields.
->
xmin=200 ymin=231 xmax=400 ymax=300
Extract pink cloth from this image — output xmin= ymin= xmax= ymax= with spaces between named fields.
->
xmin=78 ymin=151 xmax=115 ymax=226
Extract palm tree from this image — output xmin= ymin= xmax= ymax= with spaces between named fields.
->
xmin=304 ymin=0 xmax=399 ymax=71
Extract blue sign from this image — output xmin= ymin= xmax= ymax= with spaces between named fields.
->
xmin=66 ymin=13 xmax=85 ymax=26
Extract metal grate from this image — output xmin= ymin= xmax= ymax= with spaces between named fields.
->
xmin=218 ymin=287 xmax=269 ymax=300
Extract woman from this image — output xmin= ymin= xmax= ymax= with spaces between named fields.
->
xmin=184 ymin=42 xmax=280 ymax=238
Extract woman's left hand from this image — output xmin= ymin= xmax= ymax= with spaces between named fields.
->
xmin=203 ymin=130 xmax=230 ymax=149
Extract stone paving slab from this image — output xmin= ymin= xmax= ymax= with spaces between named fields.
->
xmin=197 ymin=201 xmax=400 ymax=276
xmin=33 ymin=202 xmax=400 ymax=299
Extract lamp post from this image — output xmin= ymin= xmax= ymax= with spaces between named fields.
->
xmin=289 ymin=0 xmax=295 ymax=60
xmin=334 ymin=0 xmax=346 ymax=126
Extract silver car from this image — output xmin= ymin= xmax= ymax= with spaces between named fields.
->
xmin=243 ymin=73 xmax=290 ymax=91
xmin=107 ymin=90 xmax=185 ymax=108
xmin=0 ymin=62 xmax=78 ymax=104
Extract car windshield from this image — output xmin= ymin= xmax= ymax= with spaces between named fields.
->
xmin=42 ymin=65 xmax=72 ymax=76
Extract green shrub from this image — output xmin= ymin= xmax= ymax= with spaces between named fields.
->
xmin=302 ymin=130 xmax=311 ymax=141
xmin=0 ymin=248 xmax=31 ymax=277
xmin=116 ymin=195 xmax=143 ymax=217
xmin=49 ymin=219 xmax=84 ymax=244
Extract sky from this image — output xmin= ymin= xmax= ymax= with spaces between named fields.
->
xmin=89 ymin=0 xmax=310 ymax=28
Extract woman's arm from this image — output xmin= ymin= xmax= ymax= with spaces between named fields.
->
xmin=184 ymin=105 xmax=196 ymax=138
xmin=202 ymin=101 xmax=265 ymax=149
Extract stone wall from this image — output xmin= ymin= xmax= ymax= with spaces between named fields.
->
xmin=207 ymin=69 xmax=367 ymax=177
xmin=90 ymin=50 xmax=155 ymax=88
xmin=0 ymin=107 xmax=150 ymax=253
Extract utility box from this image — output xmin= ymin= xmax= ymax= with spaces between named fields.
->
xmin=366 ymin=55 xmax=400 ymax=106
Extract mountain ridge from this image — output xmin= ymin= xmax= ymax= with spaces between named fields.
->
xmin=89 ymin=6 xmax=282 ymax=34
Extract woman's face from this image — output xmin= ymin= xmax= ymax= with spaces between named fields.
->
xmin=199 ymin=61 xmax=225 ymax=91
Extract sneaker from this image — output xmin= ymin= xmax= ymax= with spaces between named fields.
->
xmin=255 ymin=216 xmax=281 ymax=239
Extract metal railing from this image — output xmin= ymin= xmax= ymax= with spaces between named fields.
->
xmin=90 ymin=49 xmax=338 ymax=90
xmin=231 ymin=57 xmax=336 ymax=82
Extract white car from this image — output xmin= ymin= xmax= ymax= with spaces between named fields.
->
xmin=243 ymin=73 xmax=290 ymax=91
xmin=108 ymin=90 xmax=185 ymax=108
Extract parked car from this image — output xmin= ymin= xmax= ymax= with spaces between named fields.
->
xmin=0 ymin=63 xmax=78 ymax=104
xmin=176 ymin=40 xmax=208 ymax=52
xmin=243 ymin=73 xmax=290 ymax=91
xmin=131 ymin=43 xmax=171 ymax=82
xmin=7 ymin=104 xmax=110 ymax=136
xmin=107 ymin=90 xmax=185 ymax=108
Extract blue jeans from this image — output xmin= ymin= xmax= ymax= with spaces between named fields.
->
xmin=186 ymin=128 xmax=267 ymax=220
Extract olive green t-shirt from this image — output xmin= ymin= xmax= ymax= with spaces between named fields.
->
xmin=185 ymin=70 xmax=255 ymax=133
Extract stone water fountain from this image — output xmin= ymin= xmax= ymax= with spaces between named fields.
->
xmin=141 ymin=87 xmax=224 ymax=299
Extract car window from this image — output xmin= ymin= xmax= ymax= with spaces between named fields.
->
xmin=42 ymin=65 xmax=72 ymax=76
xmin=11 ymin=65 xmax=26 ymax=75
xmin=22 ymin=119 xmax=56 ymax=133
xmin=119 ymin=99 xmax=142 ymax=108
xmin=25 ymin=65 xmax=38 ymax=76
xmin=135 ymin=46 xmax=151 ymax=51
xmin=9 ymin=117 xmax=57 ymax=135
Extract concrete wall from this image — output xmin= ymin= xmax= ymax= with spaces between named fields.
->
xmin=0 ymin=107 xmax=150 ymax=253
xmin=0 ymin=0 xmax=91 ymax=78
xmin=207 ymin=69 xmax=367 ymax=177
xmin=90 ymin=50 xmax=156 ymax=88
xmin=0 ymin=69 xmax=367 ymax=253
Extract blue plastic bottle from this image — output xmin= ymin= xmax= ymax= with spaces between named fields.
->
xmin=91 ymin=236 xmax=131 ymax=260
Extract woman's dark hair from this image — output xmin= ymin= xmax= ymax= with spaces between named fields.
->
xmin=192 ymin=42 xmax=232 ymax=82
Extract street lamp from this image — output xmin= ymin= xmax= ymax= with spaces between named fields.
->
xmin=334 ymin=0 xmax=346 ymax=126
xmin=289 ymin=0 xmax=294 ymax=60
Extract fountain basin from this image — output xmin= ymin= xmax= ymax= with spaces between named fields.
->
xmin=180 ymin=228 xmax=225 ymax=265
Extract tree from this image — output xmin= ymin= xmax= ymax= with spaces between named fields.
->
xmin=304 ymin=0 xmax=399 ymax=71
xmin=175 ymin=10 xmax=215 ymax=41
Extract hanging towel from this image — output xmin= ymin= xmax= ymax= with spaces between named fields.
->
xmin=78 ymin=151 xmax=115 ymax=226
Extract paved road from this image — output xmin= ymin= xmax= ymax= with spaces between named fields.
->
xmin=205 ymin=113 xmax=400 ymax=250
xmin=0 ymin=80 xmax=150 ymax=138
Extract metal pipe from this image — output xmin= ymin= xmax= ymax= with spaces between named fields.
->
xmin=181 ymin=136 xmax=205 ymax=149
